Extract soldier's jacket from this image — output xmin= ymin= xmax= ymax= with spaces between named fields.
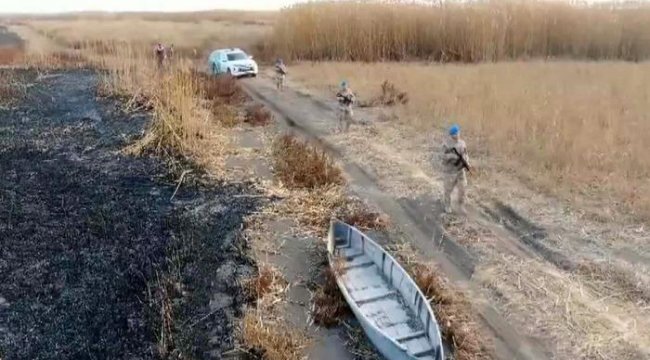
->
xmin=337 ymin=88 xmax=355 ymax=106
xmin=440 ymin=138 xmax=469 ymax=174
xmin=275 ymin=64 xmax=287 ymax=75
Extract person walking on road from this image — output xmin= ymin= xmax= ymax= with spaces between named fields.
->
xmin=275 ymin=58 xmax=288 ymax=91
xmin=336 ymin=80 xmax=355 ymax=132
xmin=167 ymin=44 xmax=175 ymax=62
xmin=154 ymin=43 xmax=166 ymax=69
xmin=441 ymin=124 xmax=471 ymax=215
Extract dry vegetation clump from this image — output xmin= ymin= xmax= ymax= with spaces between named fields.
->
xmin=281 ymin=185 xmax=347 ymax=231
xmin=245 ymin=104 xmax=273 ymax=126
xmin=278 ymin=185 xmax=388 ymax=235
xmin=360 ymin=80 xmax=409 ymax=108
xmin=411 ymin=263 xmax=493 ymax=360
xmin=147 ymin=273 xmax=179 ymax=357
xmin=243 ymin=263 xmax=288 ymax=302
xmin=242 ymin=309 xmax=309 ymax=360
xmin=189 ymin=70 xmax=243 ymax=127
xmin=271 ymin=134 xmax=344 ymax=190
xmin=193 ymin=71 xmax=247 ymax=105
xmin=144 ymin=69 xmax=209 ymax=156
xmin=271 ymin=1 xmax=650 ymax=62
xmin=577 ymin=259 xmax=650 ymax=305
xmin=310 ymin=267 xmax=350 ymax=327
xmin=340 ymin=200 xmax=390 ymax=231
xmin=377 ymin=80 xmax=409 ymax=106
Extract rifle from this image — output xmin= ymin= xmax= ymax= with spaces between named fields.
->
xmin=452 ymin=148 xmax=471 ymax=172
xmin=337 ymin=92 xmax=354 ymax=105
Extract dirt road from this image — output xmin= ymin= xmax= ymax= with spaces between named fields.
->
xmin=0 ymin=70 xmax=263 ymax=359
xmin=241 ymin=74 xmax=650 ymax=360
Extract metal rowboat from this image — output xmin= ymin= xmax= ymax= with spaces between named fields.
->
xmin=327 ymin=220 xmax=444 ymax=360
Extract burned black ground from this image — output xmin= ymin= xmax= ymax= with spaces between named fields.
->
xmin=0 ymin=70 xmax=262 ymax=359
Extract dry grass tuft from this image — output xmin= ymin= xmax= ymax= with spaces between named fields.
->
xmin=341 ymin=201 xmax=391 ymax=232
xmin=243 ymin=263 xmax=287 ymax=302
xmin=277 ymin=185 xmax=389 ymax=236
xmin=195 ymin=72 xmax=247 ymax=105
xmin=378 ymin=80 xmax=409 ymax=106
xmin=186 ymin=70 xmax=247 ymax=128
xmin=280 ymin=185 xmax=347 ymax=232
xmin=271 ymin=1 xmax=650 ymax=62
xmin=272 ymin=134 xmax=344 ymax=190
xmin=360 ymin=80 xmax=409 ymax=108
xmin=411 ymin=263 xmax=493 ymax=360
xmin=245 ymin=104 xmax=273 ymax=126
xmin=577 ymin=259 xmax=650 ymax=305
xmin=242 ymin=309 xmax=309 ymax=360
xmin=310 ymin=267 xmax=350 ymax=327
xmin=147 ymin=273 xmax=181 ymax=358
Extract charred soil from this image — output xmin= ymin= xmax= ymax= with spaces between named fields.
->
xmin=0 ymin=70 xmax=263 ymax=359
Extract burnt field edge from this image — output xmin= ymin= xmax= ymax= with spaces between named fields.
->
xmin=0 ymin=69 xmax=266 ymax=359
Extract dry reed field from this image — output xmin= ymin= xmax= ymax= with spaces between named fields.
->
xmin=287 ymin=61 xmax=650 ymax=220
xmin=270 ymin=1 xmax=650 ymax=62
xmin=15 ymin=10 xmax=273 ymax=62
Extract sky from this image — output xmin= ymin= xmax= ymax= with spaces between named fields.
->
xmin=0 ymin=0 xmax=302 ymax=14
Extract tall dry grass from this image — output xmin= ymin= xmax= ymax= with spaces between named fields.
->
xmin=82 ymin=39 xmax=229 ymax=168
xmin=288 ymin=61 xmax=650 ymax=220
xmin=270 ymin=1 xmax=650 ymax=62
xmin=14 ymin=10 xmax=276 ymax=25
xmin=27 ymin=18 xmax=270 ymax=60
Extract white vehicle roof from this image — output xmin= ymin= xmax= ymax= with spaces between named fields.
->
xmin=214 ymin=48 xmax=245 ymax=54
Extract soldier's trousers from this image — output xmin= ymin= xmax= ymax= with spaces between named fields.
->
xmin=338 ymin=105 xmax=353 ymax=131
xmin=276 ymin=74 xmax=285 ymax=89
xmin=443 ymin=170 xmax=467 ymax=209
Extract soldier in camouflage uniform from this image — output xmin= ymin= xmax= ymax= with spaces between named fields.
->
xmin=275 ymin=58 xmax=287 ymax=91
xmin=336 ymin=80 xmax=355 ymax=132
xmin=441 ymin=124 xmax=470 ymax=215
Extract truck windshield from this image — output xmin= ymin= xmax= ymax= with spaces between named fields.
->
xmin=227 ymin=52 xmax=248 ymax=61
